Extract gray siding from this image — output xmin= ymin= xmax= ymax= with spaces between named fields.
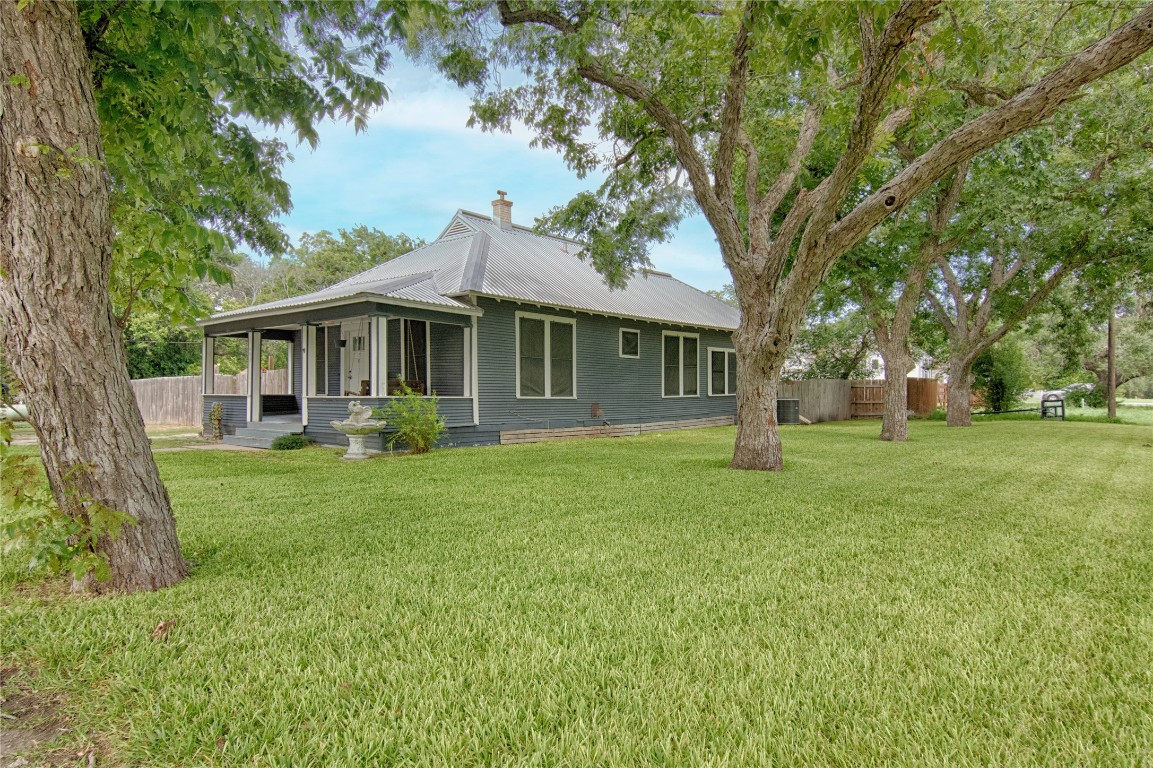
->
xmin=304 ymin=397 xmax=476 ymax=450
xmin=430 ymin=323 xmax=465 ymax=397
xmin=473 ymin=298 xmax=736 ymax=431
xmin=202 ymin=395 xmax=248 ymax=434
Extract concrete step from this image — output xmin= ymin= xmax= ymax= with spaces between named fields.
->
xmin=222 ymin=435 xmax=280 ymax=449
xmin=234 ymin=423 xmax=303 ymax=439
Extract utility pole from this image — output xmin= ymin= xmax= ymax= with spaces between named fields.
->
xmin=1107 ymin=307 xmax=1117 ymax=418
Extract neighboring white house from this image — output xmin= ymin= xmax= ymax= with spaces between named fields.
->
xmin=863 ymin=353 xmax=939 ymax=379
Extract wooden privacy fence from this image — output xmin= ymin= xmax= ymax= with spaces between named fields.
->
xmin=211 ymin=368 xmax=288 ymax=396
xmin=130 ymin=369 xmax=289 ymax=426
xmin=849 ymin=377 xmax=942 ymax=419
xmin=779 ymin=379 xmax=853 ymax=423
xmin=130 ymin=376 xmax=201 ymax=426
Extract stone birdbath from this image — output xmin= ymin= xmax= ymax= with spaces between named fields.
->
xmin=330 ymin=401 xmax=385 ymax=460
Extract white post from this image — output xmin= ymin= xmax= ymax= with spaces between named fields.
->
xmin=202 ymin=336 xmax=215 ymax=395
xmin=471 ymin=319 xmax=480 ymax=425
xmin=247 ymin=331 xmax=262 ymax=423
xmin=286 ymin=335 xmax=294 ymax=398
xmin=370 ymin=316 xmax=383 ymax=397
xmin=301 ymin=326 xmax=312 ymax=427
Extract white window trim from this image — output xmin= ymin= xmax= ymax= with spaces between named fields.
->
xmin=619 ymin=328 xmax=640 ymax=359
xmin=515 ymin=310 xmax=577 ymax=399
xmin=661 ymin=331 xmax=700 ymax=398
xmin=707 ymin=347 xmax=737 ymax=397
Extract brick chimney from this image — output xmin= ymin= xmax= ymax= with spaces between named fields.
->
xmin=492 ymin=190 xmax=512 ymax=229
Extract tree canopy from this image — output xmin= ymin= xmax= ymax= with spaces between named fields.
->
xmin=78 ymin=0 xmax=403 ymax=325
xmin=412 ymin=0 xmax=1153 ymax=469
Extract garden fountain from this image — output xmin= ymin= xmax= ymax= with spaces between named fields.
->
xmin=330 ymin=401 xmax=385 ymax=460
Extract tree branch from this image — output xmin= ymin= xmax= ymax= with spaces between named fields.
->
xmin=573 ymin=57 xmax=744 ymax=264
xmin=977 ymin=264 xmax=1072 ymax=353
xmin=612 ymin=129 xmax=662 ymax=169
xmin=759 ymin=102 xmax=824 ymax=221
xmin=925 ymin=289 xmax=956 ymax=337
xmin=935 ymin=254 xmax=968 ymax=332
xmin=82 ymin=0 xmax=129 ymax=55
xmin=495 ymin=1 xmax=580 ymax=34
xmin=737 ymin=129 xmax=760 ymax=216
xmin=802 ymin=1 xmax=942 ymax=250
xmin=714 ymin=2 xmax=756 ymax=206
xmin=827 ymin=2 xmax=1153 ymax=260
xmin=942 ymin=80 xmax=1016 ymax=107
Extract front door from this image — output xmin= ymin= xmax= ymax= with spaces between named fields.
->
xmin=341 ymin=319 xmax=369 ymax=395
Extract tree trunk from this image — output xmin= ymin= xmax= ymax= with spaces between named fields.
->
xmin=730 ymin=308 xmax=787 ymax=471
xmin=946 ymin=357 xmax=975 ymax=427
xmin=878 ymin=343 xmax=915 ymax=441
xmin=0 ymin=2 xmax=187 ymax=593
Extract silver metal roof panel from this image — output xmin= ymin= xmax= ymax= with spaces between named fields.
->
xmin=206 ymin=209 xmax=738 ymax=331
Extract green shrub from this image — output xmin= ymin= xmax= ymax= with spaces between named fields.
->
xmin=378 ymin=383 xmax=445 ymax=454
xmin=270 ymin=434 xmax=311 ymax=451
xmin=1079 ymin=386 xmax=1108 ymax=408
xmin=973 ymin=340 xmax=1031 ymax=412
xmin=0 ymin=422 xmax=136 ymax=582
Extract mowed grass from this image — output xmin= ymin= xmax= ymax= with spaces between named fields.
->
xmin=1016 ymin=402 xmax=1153 ymax=427
xmin=3 ymin=420 xmax=1153 ymax=766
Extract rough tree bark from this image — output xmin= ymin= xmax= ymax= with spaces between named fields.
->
xmin=877 ymin=342 xmax=916 ymax=440
xmin=0 ymin=1 xmax=187 ymax=593
xmin=945 ymin=352 xmax=977 ymax=427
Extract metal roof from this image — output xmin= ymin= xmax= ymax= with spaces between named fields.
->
xmin=206 ymin=209 xmax=739 ymax=331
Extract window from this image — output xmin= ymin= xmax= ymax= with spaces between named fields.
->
xmin=662 ymin=332 xmax=699 ymax=397
xmin=516 ymin=312 xmax=576 ymax=398
xmin=619 ymin=328 xmax=640 ymax=358
xmin=709 ymin=348 xmax=737 ymax=396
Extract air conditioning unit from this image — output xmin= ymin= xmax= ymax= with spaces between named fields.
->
xmin=776 ymin=398 xmax=801 ymax=425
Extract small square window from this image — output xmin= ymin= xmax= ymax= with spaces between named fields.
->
xmin=619 ymin=329 xmax=640 ymax=358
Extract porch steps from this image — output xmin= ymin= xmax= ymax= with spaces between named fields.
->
xmin=223 ymin=421 xmax=304 ymax=450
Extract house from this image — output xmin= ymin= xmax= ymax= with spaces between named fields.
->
xmin=199 ymin=193 xmax=741 ymax=449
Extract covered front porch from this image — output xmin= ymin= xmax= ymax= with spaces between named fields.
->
xmin=200 ymin=301 xmax=481 ymax=441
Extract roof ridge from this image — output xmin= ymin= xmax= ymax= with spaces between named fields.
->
xmin=459 ymin=231 xmax=490 ymax=293
xmin=374 ymin=270 xmax=437 ymax=294
xmin=459 ymin=209 xmax=586 ymax=248
xmin=330 ymin=240 xmax=448 ymax=288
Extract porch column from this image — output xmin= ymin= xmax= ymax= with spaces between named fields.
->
xmin=301 ymin=326 xmax=312 ymax=427
xmin=246 ymin=330 xmax=262 ymax=423
xmin=202 ymin=336 xmax=215 ymax=395
xmin=286 ymin=336 xmax=295 ymax=399
xmin=471 ymin=320 xmax=480 ymax=425
xmin=370 ymin=316 xmax=384 ymax=397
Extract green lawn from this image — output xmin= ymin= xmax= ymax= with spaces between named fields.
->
xmin=1016 ymin=401 xmax=1153 ymax=427
xmin=3 ymin=420 xmax=1152 ymax=766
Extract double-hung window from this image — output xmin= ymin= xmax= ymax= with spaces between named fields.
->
xmin=516 ymin=312 xmax=576 ymax=398
xmin=662 ymin=332 xmax=699 ymax=397
xmin=708 ymin=348 xmax=737 ymax=396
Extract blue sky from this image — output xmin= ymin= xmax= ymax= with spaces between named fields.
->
xmin=254 ymin=55 xmax=732 ymax=292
